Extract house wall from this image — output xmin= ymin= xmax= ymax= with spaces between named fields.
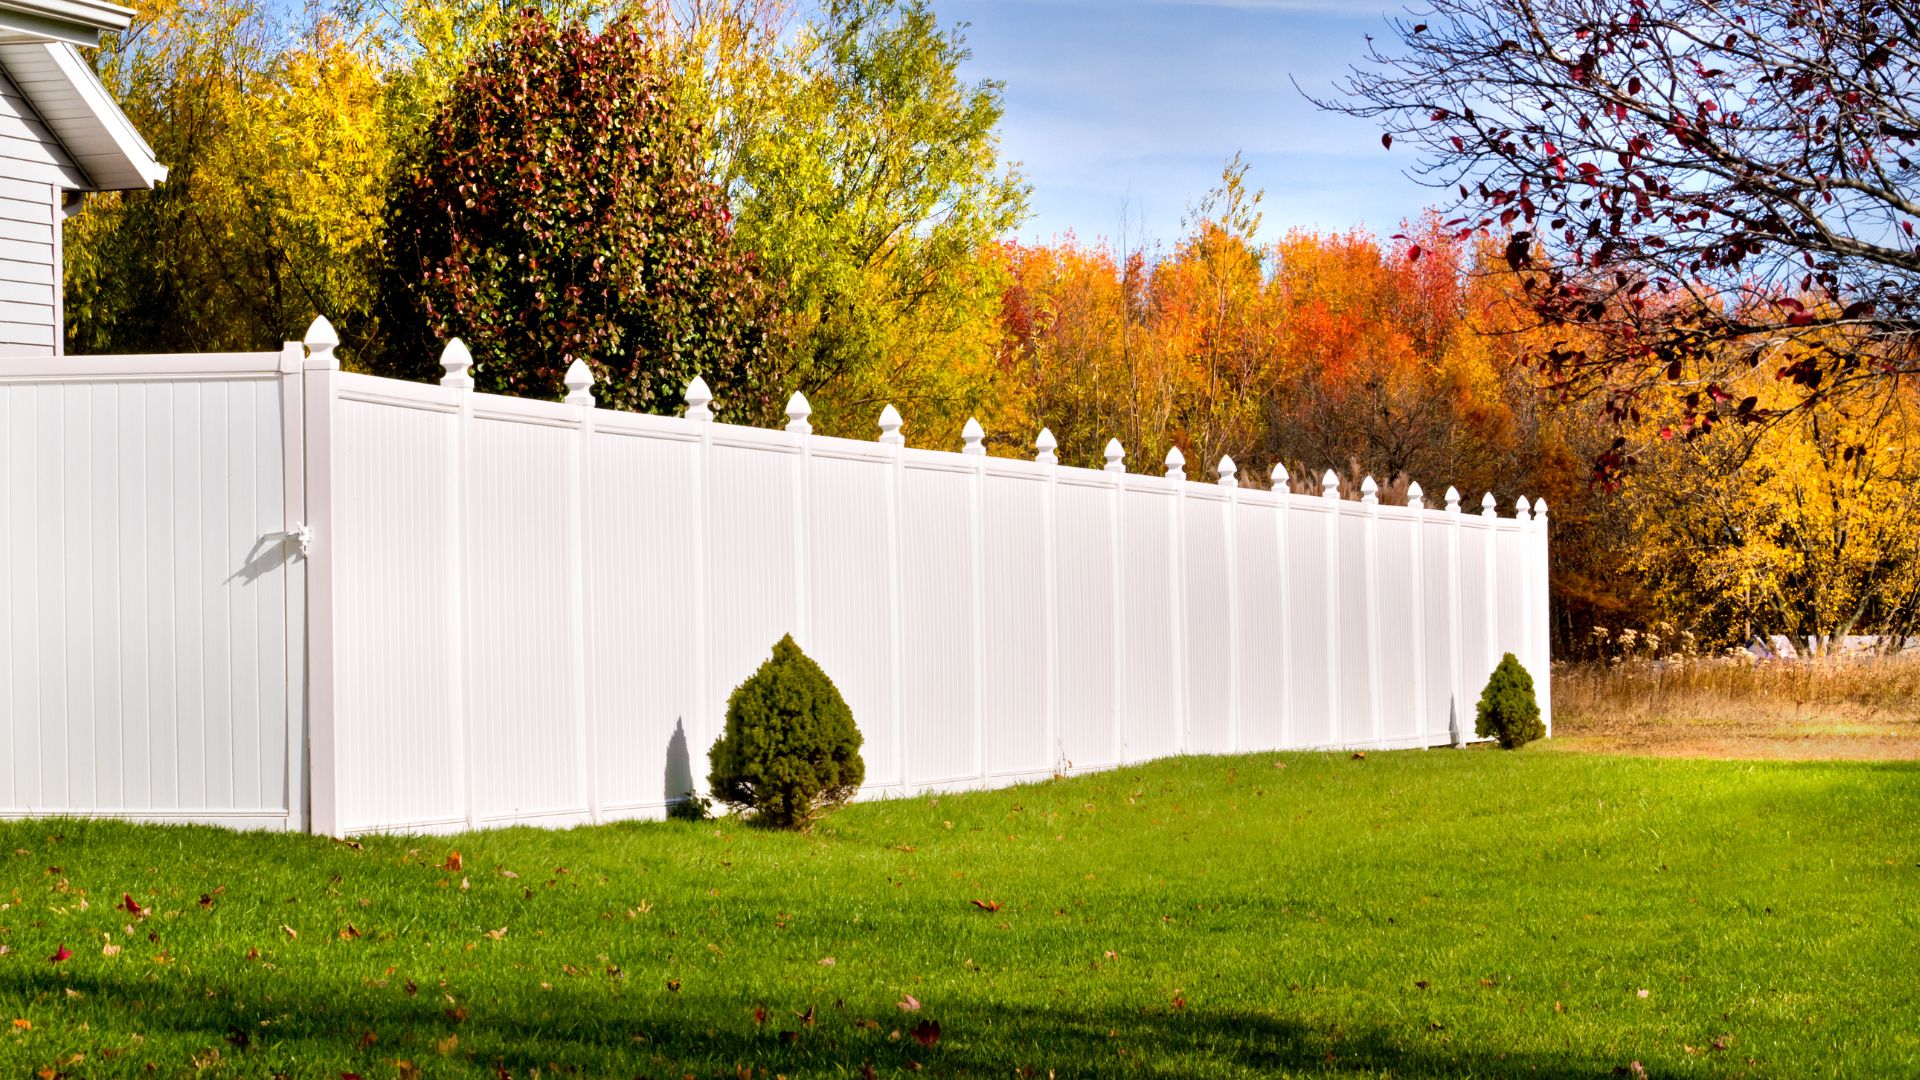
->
xmin=0 ymin=67 xmax=83 ymax=357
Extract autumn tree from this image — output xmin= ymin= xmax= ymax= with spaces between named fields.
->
xmin=378 ymin=13 xmax=782 ymax=416
xmin=65 ymin=0 xmax=390 ymax=353
xmin=1323 ymin=0 xmax=1920 ymax=475
xmin=658 ymin=0 xmax=1028 ymax=438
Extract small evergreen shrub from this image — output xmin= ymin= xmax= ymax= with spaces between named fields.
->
xmin=708 ymin=635 xmax=864 ymax=829
xmin=1476 ymin=652 xmax=1545 ymax=749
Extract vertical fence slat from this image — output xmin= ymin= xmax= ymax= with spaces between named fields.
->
xmin=299 ymin=320 xmax=341 ymax=836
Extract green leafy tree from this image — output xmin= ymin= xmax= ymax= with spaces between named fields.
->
xmin=669 ymin=0 xmax=1028 ymax=436
xmin=376 ymin=12 xmax=782 ymax=416
xmin=1475 ymin=653 xmax=1545 ymax=749
xmin=708 ymin=634 xmax=864 ymax=830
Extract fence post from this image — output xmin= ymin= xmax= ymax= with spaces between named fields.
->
xmin=1037 ymin=428 xmax=1060 ymax=774
xmin=687 ymin=376 xmax=715 ymax=807
xmin=439 ymin=340 xmax=478 ymax=829
xmin=1481 ymin=493 xmax=1500 ymax=706
xmin=1321 ymin=469 xmax=1342 ymax=748
xmin=880 ymin=404 xmax=907 ymax=792
xmin=1534 ymin=498 xmax=1553 ymax=736
xmin=1361 ymin=475 xmax=1384 ymax=748
xmin=276 ymin=340 xmax=309 ymax=833
xmin=1444 ymin=486 xmax=1466 ymax=747
xmin=1271 ymin=464 xmax=1294 ymax=749
xmin=788 ymin=392 xmax=813 ymax=653
xmin=1406 ymin=481 xmax=1430 ymax=745
xmin=564 ymin=359 xmax=598 ymax=823
xmin=1165 ymin=447 xmax=1189 ymax=753
xmin=964 ymin=417 xmax=988 ymax=786
xmin=1105 ymin=438 xmax=1126 ymax=765
xmin=1218 ymin=456 xmax=1240 ymax=752
xmin=300 ymin=317 xmax=342 ymax=837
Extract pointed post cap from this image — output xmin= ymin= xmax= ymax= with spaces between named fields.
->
xmin=784 ymin=390 xmax=812 ymax=435
xmin=1103 ymin=437 xmax=1125 ymax=473
xmin=439 ymin=337 xmax=473 ymax=388
xmin=1445 ymin=485 xmax=1462 ymax=513
xmin=878 ymin=403 xmax=905 ymax=446
xmin=1481 ymin=491 xmax=1498 ymax=518
xmin=1360 ymin=474 xmax=1380 ymax=505
xmin=1516 ymin=494 xmax=1533 ymax=521
xmin=684 ymin=375 xmax=714 ymax=421
xmin=1533 ymin=497 xmax=1550 ymax=523
xmin=1407 ymin=480 xmax=1425 ymax=509
xmin=303 ymin=315 xmax=339 ymax=368
xmin=1217 ymin=455 xmax=1238 ymax=488
xmin=564 ymin=358 xmax=595 ymax=406
xmin=1321 ymin=469 xmax=1341 ymax=500
xmin=1035 ymin=427 xmax=1058 ymax=465
xmin=1164 ymin=445 xmax=1186 ymax=480
xmin=1271 ymin=462 xmax=1290 ymax=491
xmin=961 ymin=416 xmax=986 ymax=456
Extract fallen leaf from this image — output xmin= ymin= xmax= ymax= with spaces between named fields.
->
xmin=281 ymin=925 xmax=298 ymax=940
xmin=484 ymin=927 xmax=507 ymax=941
xmin=1636 ymin=988 xmax=1650 ymax=999
xmin=911 ymin=1019 xmax=941 ymax=1047
xmin=1172 ymin=994 xmax=1187 ymax=1010
xmin=102 ymin=942 xmax=122 ymax=958
xmin=338 ymin=926 xmax=362 ymax=941
xmin=396 ymin=1061 xmax=421 ymax=1080
xmin=443 ymin=1007 xmax=468 ymax=1024
xmin=435 ymin=1035 xmax=459 ymax=1055
xmin=442 ymin=851 xmax=463 ymax=872
xmin=752 ymin=1006 xmax=768 ymax=1027
xmin=48 ymin=944 xmax=70 ymax=963
xmin=1415 ymin=980 xmax=1429 ymax=990
xmin=356 ymin=1031 xmax=377 ymax=1050
xmin=1351 ymin=751 xmax=1367 ymax=760
xmin=797 ymin=1006 xmax=815 ymax=1028
xmin=665 ymin=978 xmax=681 ymax=992
xmin=11 ymin=1019 xmax=27 ymax=1030
xmin=818 ymin=956 xmax=836 ymax=967
xmin=969 ymin=899 xmax=1001 ymax=913
xmin=897 ymin=994 xmax=921 ymax=1012
xmin=334 ymin=838 xmax=363 ymax=851
xmin=121 ymin=893 xmax=147 ymax=917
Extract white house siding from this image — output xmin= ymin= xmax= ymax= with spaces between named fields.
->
xmin=0 ymin=67 xmax=81 ymax=356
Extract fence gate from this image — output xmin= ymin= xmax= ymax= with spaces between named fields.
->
xmin=0 ymin=347 xmax=308 ymax=830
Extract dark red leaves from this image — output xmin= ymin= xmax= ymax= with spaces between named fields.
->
xmin=969 ymin=899 xmax=1001 ymax=912
xmin=48 ymin=944 xmax=71 ymax=964
xmin=121 ymin=893 xmax=146 ymax=917
xmin=911 ymin=1020 xmax=941 ymax=1047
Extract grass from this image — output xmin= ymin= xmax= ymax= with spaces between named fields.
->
xmin=3 ymin=750 xmax=1919 ymax=1078
xmin=1553 ymin=656 xmax=1920 ymax=759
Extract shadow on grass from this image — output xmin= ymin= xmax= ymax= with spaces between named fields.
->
xmin=9 ymin=966 xmax=1629 ymax=1078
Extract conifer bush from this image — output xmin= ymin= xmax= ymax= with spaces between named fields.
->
xmin=708 ymin=635 xmax=864 ymax=829
xmin=1476 ymin=652 xmax=1545 ymax=749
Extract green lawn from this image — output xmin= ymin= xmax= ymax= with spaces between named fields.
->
xmin=3 ymin=750 xmax=1917 ymax=1078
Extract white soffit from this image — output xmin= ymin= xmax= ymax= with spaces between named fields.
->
xmin=0 ymin=40 xmax=163 ymax=189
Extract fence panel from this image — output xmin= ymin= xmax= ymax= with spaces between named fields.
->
xmin=1231 ymin=495 xmax=1287 ymax=750
xmin=330 ymin=378 xmax=463 ymax=833
xmin=587 ymin=420 xmax=702 ymax=817
xmin=1183 ymin=490 xmax=1234 ymax=754
xmin=806 ymin=442 xmax=899 ymax=792
xmin=1053 ymin=478 xmax=1120 ymax=771
xmin=980 ymin=467 xmax=1050 ymax=780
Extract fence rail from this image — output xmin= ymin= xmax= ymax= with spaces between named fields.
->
xmin=0 ymin=319 xmax=1550 ymax=835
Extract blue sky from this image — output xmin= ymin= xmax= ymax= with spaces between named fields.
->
xmin=936 ymin=0 xmax=1436 ymax=249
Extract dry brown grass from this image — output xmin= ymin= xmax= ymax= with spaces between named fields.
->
xmin=1549 ymin=653 xmax=1920 ymax=760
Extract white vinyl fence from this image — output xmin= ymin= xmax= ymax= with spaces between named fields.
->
xmin=1 ymin=318 xmax=1551 ymax=835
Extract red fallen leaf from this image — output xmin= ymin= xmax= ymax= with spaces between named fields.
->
xmin=797 ymin=1006 xmax=816 ymax=1028
xmin=752 ymin=1005 xmax=768 ymax=1027
xmin=342 ymin=1074 xmax=363 ymax=1080
xmin=969 ymin=899 xmax=1001 ymax=913
xmin=49 ymin=944 xmax=71 ymax=963
xmin=911 ymin=1019 xmax=941 ymax=1047
xmin=1351 ymin=752 xmax=1367 ymax=760
xmin=897 ymin=994 xmax=922 ymax=1012
xmin=442 ymin=851 xmax=463 ymax=872
xmin=861 ymin=1065 xmax=877 ymax=1080
xmin=1172 ymin=994 xmax=1187 ymax=1010
xmin=121 ymin=893 xmax=147 ymax=917
xmin=356 ymin=1030 xmax=377 ymax=1049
